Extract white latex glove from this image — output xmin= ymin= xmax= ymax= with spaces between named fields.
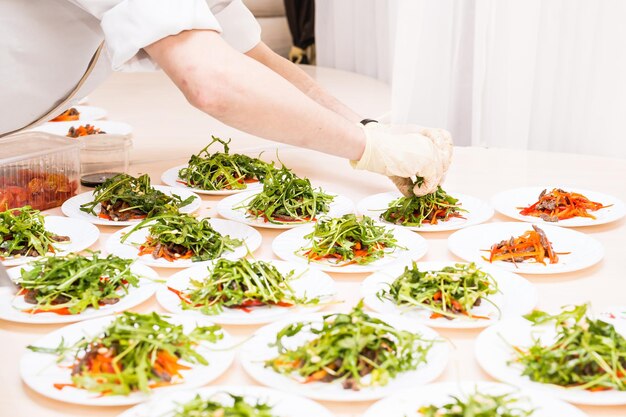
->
xmin=351 ymin=123 xmax=453 ymax=196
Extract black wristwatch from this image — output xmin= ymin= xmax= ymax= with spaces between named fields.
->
xmin=359 ymin=118 xmax=378 ymax=125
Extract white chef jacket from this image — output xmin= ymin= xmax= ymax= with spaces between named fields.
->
xmin=0 ymin=0 xmax=261 ymax=136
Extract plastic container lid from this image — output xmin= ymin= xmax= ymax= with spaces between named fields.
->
xmin=1 ymin=132 xmax=80 ymax=163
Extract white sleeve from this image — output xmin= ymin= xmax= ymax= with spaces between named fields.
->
xmin=69 ymin=0 xmax=223 ymax=71
xmin=212 ymin=0 xmax=262 ymax=53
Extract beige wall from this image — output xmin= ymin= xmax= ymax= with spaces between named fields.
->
xmin=243 ymin=0 xmax=291 ymax=57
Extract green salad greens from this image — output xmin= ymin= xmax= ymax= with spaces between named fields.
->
xmin=27 ymin=312 xmax=223 ymax=395
xmin=122 ymin=212 xmax=243 ymax=262
xmin=512 ymin=304 xmax=626 ymax=391
xmin=300 ymin=214 xmax=400 ymax=266
xmin=418 ymin=390 xmax=534 ymax=417
xmin=241 ymin=167 xmax=334 ymax=224
xmin=377 ymin=262 xmax=499 ymax=320
xmin=381 ymin=186 xmax=465 ymax=227
xmin=169 ymin=258 xmax=319 ymax=315
xmin=266 ymin=301 xmax=434 ymax=390
xmin=0 ymin=206 xmax=69 ymax=259
xmin=79 ymin=173 xmax=193 ymax=221
xmin=16 ymin=251 xmax=141 ymax=315
xmin=178 ymin=136 xmax=273 ymax=191
xmin=173 ymin=393 xmax=276 ymax=417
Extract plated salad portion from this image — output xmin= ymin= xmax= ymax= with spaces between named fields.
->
xmin=265 ymin=302 xmax=435 ymax=390
xmin=300 ymin=214 xmax=400 ymax=266
xmin=67 ymin=124 xmax=106 ymax=138
xmin=418 ymin=390 xmax=534 ymax=417
xmin=512 ymin=305 xmax=626 ymax=392
xmin=0 ymin=206 xmax=69 ymax=259
xmin=381 ymin=186 xmax=465 ymax=227
xmin=485 ymin=225 xmax=559 ymax=265
xmin=50 ymin=107 xmax=80 ymax=122
xmin=519 ymin=188 xmax=609 ymax=222
xmin=241 ymin=167 xmax=334 ymax=224
xmin=167 ymin=258 xmax=319 ymax=314
xmin=178 ymin=136 xmax=273 ymax=191
xmin=377 ymin=262 xmax=499 ymax=320
xmin=27 ymin=312 xmax=224 ymax=396
xmin=122 ymin=212 xmax=243 ymax=262
xmin=15 ymin=252 xmax=140 ymax=315
xmin=172 ymin=392 xmax=275 ymax=417
xmin=79 ymin=174 xmax=193 ymax=221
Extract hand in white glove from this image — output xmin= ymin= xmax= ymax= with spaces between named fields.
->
xmin=351 ymin=123 xmax=453 ymax=196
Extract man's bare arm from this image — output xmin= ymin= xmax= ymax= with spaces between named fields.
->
xmin=245 ymin=42 xmax=362 ymax=123
xmin=145 ymin=30 xmax=365 ymax=160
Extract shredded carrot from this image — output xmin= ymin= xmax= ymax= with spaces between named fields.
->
xmin=519 ymin=188 xmax=609 ymax=221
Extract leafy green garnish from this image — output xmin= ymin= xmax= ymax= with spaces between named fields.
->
xmin=173 ymin=393 xmax=276 ymax=417
xmin=16 ymin=251 xmax=140 ymax=314
xmin=121 ymin=212 xmax=243 ymax=262
xmin=299 ymin=214 xmax=401 ymax=265
xmin=171 ymin=258 xmax=319 ymax=315
xmin=512 ymin=304 xmax=626 ymax=391
xmin=79 ymin=173 xmax=193 ymax=221
xmin=418 ymin=390 xmax=534 ymax=416
xmin=27 ymin=312 xmax=223 ymax=395
xmin=240 ymin=167 xmax=334 ymax=224
xmin=381 ymin=187 xmax=465 ymax=227
xmin=0 ymin=206 xmax=67 ymax=258
xmin=265 ymin=301 xmax=434 ymax=390
xmin=178 ymin=136 xmax=274 ymax=191
xmin=377 ymin=262 xmax=499 ymax=320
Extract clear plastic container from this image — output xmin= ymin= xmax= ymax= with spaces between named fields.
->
xmin=78 ymin=134 xmax=132 ymax=176
xmin=0 ymin=132 xmax=80 ymax=211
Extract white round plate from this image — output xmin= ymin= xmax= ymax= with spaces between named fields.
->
xmin=117 ymin=385 xmax=334 ymax=417
xmin=216 ymin=190 xmax=355 ymax=229
xmin=272 ymin=222 xmax=428 ymax=273
xmin=363 ymin=381 xmax=588 ymax=417
xmin=105 ymin=218 xmax=262 ymax=269
xmin=161 ymin=164 xmax=263 ymax=196
xmin=156 ymin=259 xmax=337 ymax=325
xmin=475 ymin=317 xmax=626 ymax=405
xmin=361 ymin=261 xmax=537 ymax=329
xmin=61 ymin=185 xmax=201 ymax=226
xmin=492 ymin=186 xmax=626 ymax=227
xmin=447 ymin=222 xmax=604 ymax=274
xmin=32 ymin=120 xmax=132 ymax=137
xmin=0 ymin=262 xmax=157 ymax=324
xmin=21 ymin=314 xmax=235 ymax=406
xmin=357 ymin=191 xmax=494 ymax=232
xmin=240 ymin=312 xmax=448 ymax=402
xmin=1 ymin=216 xmax=99 ymax=267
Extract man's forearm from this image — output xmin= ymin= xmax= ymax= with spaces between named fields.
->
xmin=145 ymin=30 xmax=365 ymax=160
xmin=246 ymin=43 xmax=362 ymax=123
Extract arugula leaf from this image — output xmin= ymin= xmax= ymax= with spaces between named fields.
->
xmin=79 ymin=173 xmax=192 ymax=221
xmin=381 ymin=186 xmax=465 ymax=227
xmin=512 ymin=304 xmax=626 ymax=391
xmin=378 ymin=262 xmax=499 ymax=320
xmin=418 ymin=390 xmax=535 ymax=416
xmin=265 ymin=301 xmax=435 ymax=390
xmin=300 ymin=214 xmax=401 ymax=265
xmin=16 ymin=251 xmax=141 ymax=314
xmin=171 ymin=258 xmax=319 ymax=314
xmin=240 ymin=167 xmax=334 ymax=224
xmin=178 ymin=136 xmax=274 ymax=191
xmin=27 ymin=312 xmax=223 ymax=395
xmin=0 ymin=206 xmax=67 ymax=258
xmin=121 ymin=212 xmax=243 ymax=262
xmin=174 ymin=393 xmax=276 ymax=417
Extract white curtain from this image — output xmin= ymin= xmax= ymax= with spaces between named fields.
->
xmin=315 ymin=0 xmax=396 ymax=83
xmin=316 ymin=0 xmax=626 ymax=158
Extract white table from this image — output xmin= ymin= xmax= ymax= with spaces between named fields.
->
xmin=2 ymin=66 xmax=625 ymax=417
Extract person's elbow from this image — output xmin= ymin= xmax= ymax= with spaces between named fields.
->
xmin=182 ymin=68 xmax=234 ymax=118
